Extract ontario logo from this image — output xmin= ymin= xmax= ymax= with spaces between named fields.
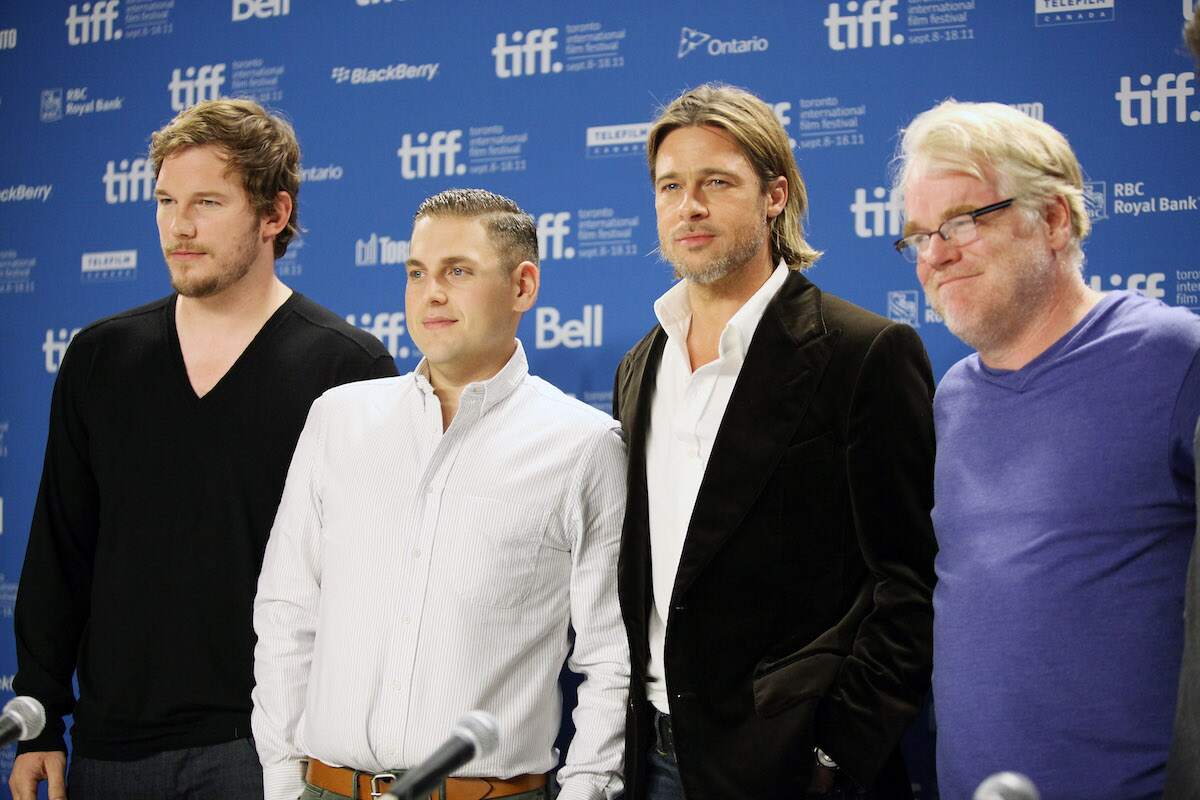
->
xmin=677 ymin=26 xmax=767 ymax=58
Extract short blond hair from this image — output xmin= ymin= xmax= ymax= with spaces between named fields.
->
xmin=647 ymin=83 xmax=821 ymax=270
xmin=414 ymin=188 xmax=538 ymax=270
xmin=892 ymin=99 xmax=1089 ymax=267
xmin=150 ymin=99 xmax=301 ymax=258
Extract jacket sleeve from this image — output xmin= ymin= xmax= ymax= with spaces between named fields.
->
xmin=13 ymin=342 xmax=99 ymax=754
xmin=815 ymin=322 xmax=937 ymax=784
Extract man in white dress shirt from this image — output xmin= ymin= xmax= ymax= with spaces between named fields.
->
xmin=252 ymin=188 xmax=630 ymax=800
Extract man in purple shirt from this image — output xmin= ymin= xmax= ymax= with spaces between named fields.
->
xmin=892 ymin=100 xmax=1200 ymax=799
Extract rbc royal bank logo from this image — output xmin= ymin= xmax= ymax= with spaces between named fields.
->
xmin=1115 ymin=72 xmax=1197 ymax=126
xmin=851 ymin=187 xmax=903 ymax=238
xmin=102 ymin=157 xmax=155 ymax=204
xmin=537 ymin=212 xmax=573 ymax=260
xmin=355 ymin=234 xmax=409 ymax=266
xmin=825 ymin=1 xmax=903 ymax=50
xmin=887 ymin=291 xmax=920 ymax=327
xmin=41 ymin=89 xmax=64 ymax=122
xmin=396 ymin=130 xmax=465 ymax=179
xmin=65 ymin=1 xmax=121 ymax=45
xmin=535 ymin=305 xmax=603 ymax=349
xmin=168 ymin=64 xmax=226 ymax=111
xmin=1082 ymin=181 xmax=1107 ymax=223
xmin=677 ymin=26 xmax=768 ymax=58
xmin=493 ymin=28 xmax=563 ymax=77
xmin=233 ymin=0 xmax=289 ymax=21
xmin=0 ymin=28 xmax=16 ymax=50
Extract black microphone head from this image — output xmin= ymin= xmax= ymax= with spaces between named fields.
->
xmin=3 ymin=697 xmax=46 ymax=741
xmin=973 ymin=771 xmax=1040 ymax=800
xmin=452 ymin=711 xmax=498 ymax=758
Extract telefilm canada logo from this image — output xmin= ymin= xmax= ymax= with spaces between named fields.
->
xmin=81 ymin=250 xmax=137 ymax=283
xmin=1035 ymin=0 xmax=1114 ymax=26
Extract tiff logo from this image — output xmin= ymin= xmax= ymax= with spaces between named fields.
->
xmin=1115 ymin=72 xmax=1198 ymax=126
xmin=396 ymin=130 xmax=465 ymax=179
xmin=537 ymin=212 xmax=574 ymax=260
xmin=535 ymin=305 xmax=603 ymax=349
xmin=1087 ymin=272 xmax=1166 ymax=299
xmin=44 ymin=327 xmax=82 ymax=373
xmin=355 ymin=234 xmax=409 ymax=266
xmin=168 ymin=64 xmax=226 ymax=111
xmin=851 ymin=187 xmax=903 ymax=238
xmin=233 ymin=0 xmax=289 ymax=21
xmin=346 ymin=312 xmax=410 ymax=358
xmin=0 ymin=28 xmax=16 ymax=50
xmin=493 ymin=28 xmax=563 ymax=77
xmin=102 ymin=157 xmax=155 ymax=204
xmin=825 ymin=0 xmax=903 ymax=50
xmin=66 ymin=1 xmax=121 ymax=45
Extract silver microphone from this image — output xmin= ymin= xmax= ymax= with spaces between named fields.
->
xmin=973 ymin=771 xmax=1040 ymax=800
xmin=0 ymin=697 xmax=46 ymax=747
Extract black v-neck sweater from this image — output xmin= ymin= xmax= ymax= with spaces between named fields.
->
xmin=14 ymin=293 xmax=397 ymax=758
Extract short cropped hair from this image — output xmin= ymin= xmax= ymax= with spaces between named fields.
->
xmin=150 ymin=98 xmax=301 ymax=258
xmin=413 ymin=188 xmax=538 ymax=270
xmin=892 ymin=99 xmax=1089 ymax=268
xmin=647 ymin=83 xmax=821 ymax=270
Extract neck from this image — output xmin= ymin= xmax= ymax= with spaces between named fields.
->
xmin=176 ymin=260 xmax=291 ymax=329
xmin=686 ymin=257 xmax=774 ymax=336
xmin=978 ymin=271 xmax=1102 ymax=371
xmin=425 ymin=340 xmax=517 ymax=430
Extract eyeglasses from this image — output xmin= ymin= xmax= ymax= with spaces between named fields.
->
xmin=893 ymin=198 xmax=1016 ymax=264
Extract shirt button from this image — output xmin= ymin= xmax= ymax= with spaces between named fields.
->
xmin=402 ymin=615 xmax=412 ymax=625
xmin=413 ymin=548 xmax=422 ymax=559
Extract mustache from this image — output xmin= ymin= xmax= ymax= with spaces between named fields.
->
xmin=670 ymin=225 xmax=717 ymax=239
xmin=164 ymin=244 xmax=209 ymax=255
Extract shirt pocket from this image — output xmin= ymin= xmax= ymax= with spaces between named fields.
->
xmin=439 ymin=495 xmax=548 ymax=609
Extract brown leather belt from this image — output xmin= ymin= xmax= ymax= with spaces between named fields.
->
xmin=306 ymin=759 xmax=546 ymax=800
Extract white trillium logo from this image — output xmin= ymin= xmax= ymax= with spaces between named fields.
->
xmin=677 ymin=27 xmax=711 ymax=58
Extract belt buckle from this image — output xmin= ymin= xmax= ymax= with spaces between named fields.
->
xmin=370 ymin=772 xmax=396 ymax=798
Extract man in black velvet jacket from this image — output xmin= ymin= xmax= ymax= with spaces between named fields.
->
xmin=612 ymin=83 xmax=936 ymax=800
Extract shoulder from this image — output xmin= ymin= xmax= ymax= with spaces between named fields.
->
xmin=284 ymin=294 xmax=393 ymax=361
xmin=1102 ymin=292 xmax=1200 ymax=351
xmin=523 ymin=374 xmax=622 ymax=435
xmin=317 ymin=373 xmax=410 ymax=408
xmin=60 ymin=295 xmax=172 ymax=374
xmin=813 ymin=289 xmax=928 ymax=365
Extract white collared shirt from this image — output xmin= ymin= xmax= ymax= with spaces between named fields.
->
xmin=252 ymin=341 xmax=629 ymax=800
xmin=644 ymin=263 xmax=789 ymax=714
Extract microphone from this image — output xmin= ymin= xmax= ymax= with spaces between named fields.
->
xmin=381 ymin=711 xmax=499 ymax=800
xmin=973 ymin=771 xmax=1040 ymax=800
xmin=0 ymin=697 xmax=45 ymax=748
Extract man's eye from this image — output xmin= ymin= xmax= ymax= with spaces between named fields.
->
xmin=408 ymin=270 xmax=424 ymax=280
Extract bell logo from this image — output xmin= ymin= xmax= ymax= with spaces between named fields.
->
xmin=851 ymin=187 xmax=902 ymax=238
xmin=824 ymin=0 xmax=903 ymax=50
xmin=65 ymin=1 xmax=121 ymax=45
xmin=168 ymin=64 xmax=226 ymax=111
xmin=102 ymin=157 xmax=155 ymax=204
xmin=396 ymin=130 xmax=465 ymax=179
xmin=1115 ymin=72 xmax=1198 ymax=126
xmin=537 ymin=212 xmax=574 ymax=260
xmin=493 ymin=28 xmax=563 ymax=77
xmin=232 ymin=0 xmax=289 ymax=21
xmin=535 ymin=305 xmax=603 ymax=349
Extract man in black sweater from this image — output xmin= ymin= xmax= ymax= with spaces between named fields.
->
xmin=9 ymin=99 xmax=397 ymax=800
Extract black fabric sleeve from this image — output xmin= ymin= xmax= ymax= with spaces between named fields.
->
xmin=13 ymin=342 xmax=100 ymax=754
xmin=815 ymin=322 xmax=937 ymax=784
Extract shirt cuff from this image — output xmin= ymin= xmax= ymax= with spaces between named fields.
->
xmin=263 ymin=760 xmax=306 ymax=800
xmin=555 ymin=776 xmax=612 ymax=800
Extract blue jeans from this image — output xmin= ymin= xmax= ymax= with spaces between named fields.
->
xmin=67 ymin=737 xmax=263 ymax=800
xmin=645 ymin=749 xmax=687 ymax=800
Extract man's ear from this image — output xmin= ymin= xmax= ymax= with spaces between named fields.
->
xmin=261 ymin=191 xmax=292 ymax=239
xmin=765 ymin=175 xmax=787 ymax=221
xmin=513 ymin=261 xmax=540 ymax=312
xmin=1043 ymin=194 xmax=1072 ymax=252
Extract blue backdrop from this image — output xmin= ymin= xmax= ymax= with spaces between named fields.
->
xmin=1 ymin=2 xmax=1197 ymax=797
